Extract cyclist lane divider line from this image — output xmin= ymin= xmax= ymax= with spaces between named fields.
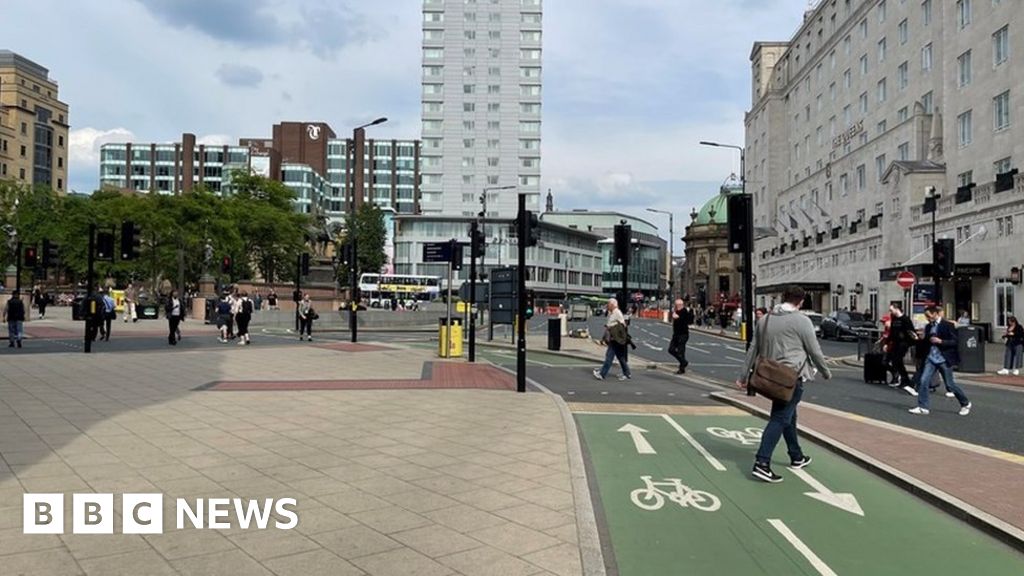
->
xmin=574 ymin=412 xmax=1024 ymax=575
xmin=661 ymin=414 xmax=726 ymax=472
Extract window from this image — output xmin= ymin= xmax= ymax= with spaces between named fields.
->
xmin=859 ymin=19 xmax=868 ymax=39
xmin=424 ymin=29 xmax=444 ymax=40
xmin=878 ymin=0 xmax=886 ymax=22
xmin=956 ymin=0 xmax=971 ymax=29
xmin=520 ymin=84 xmax=541 ymax=97
xmin=898 ymin=142 xmax=910 ymax=160
xmin=520 ymin=67 xmax=541 ymax=79
xmin=462 ymin=120 xmax=475 ymax=130
xmin=461 ymin=157 xmax=475 ymax=168
xmin=840 ymin=173 xmax=849 ymax=196
xmin=857 ymin=164 xmax=866 ymax=190
xmin=487 ymin=120 xmax=500 ymax=130
xmin=898 ymin=19 xmax=908 ymax=44
xmin=957 ymin=110 xmax=973 ymax=146
xmin=994 ymin=91 xmax=1011 ymax=131
xmin=921 ymin=43 xmax=933 ymax=71
xmin=878 ymin=37 xmax=887 ymax=62
xmin=463 ymin=102 xmax=475 ymax=112
xmin=898 ymin=106 xmax=909 ymax=122
xmin=876 ymin=154 xmax=887 ymax=181
xmin=464 ymin=30 xmax=476 ymax=40
xmin=877 ymin=78 xmax=887 ymax=102
xmin=20 ymin=144 xmax=26 ymax=157
xmin=489 ymin=12 xmax=501 ymax=22
xmin=994 ymin=157 xmax=1012 ymax=175
xmin=424 ymin=48 xmax=443 ymax=59
xmin=463 ymin=138 xmax=475 ymax=148
xmin=843 ymin=68 xmax=851 ymax=89
xmin=993 ymin=26 xmax=1009 ymax=66
xmin=958 ymin=170 xmax=974 ymax=187
xmin=463 ymin=84 xmax=475 ymax=94
xmin=922 ymin=0 xmax=932 ymax=26
xmin=958 ymin=50 xmax=972 ymax=87
xmin=520 ymin=31 xmax=540 ymax=42
xmin=487 ymin=102 xmax=500 ymax=112
xmin=997 ymin=216 xmax=1015 ymax=237
xmin=487 ymin=138 xmax=500 ymax=148
xmin=424 ymin=11 xmax=444 ymax=23
xmin=860 ymin=92 xmax=869 ymax=113
xmin=488 ymin=30 xmax=501 ymax=40
xmin=897 ymin=61 xmax=908 ymax=90
xmin=921 ymin=91 xmax=933 ymax=113
xmin=487 ymin=157 xmax=500 ymax=167
xmin=519 ymin=121 xmax=540 ymax=133
xmin=877 ymin=119 xmax=887 ymax=133
xmin=487 ymin=84 xmax=500 ymax=94
xmin=520 ymin=49 xmax=541 ymax=60
xmin=860 ymin=54 xmax=868 ymax=75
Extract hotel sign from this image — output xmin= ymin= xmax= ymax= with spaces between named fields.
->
xmin=832 ymin=119 xmax=864 ymax=149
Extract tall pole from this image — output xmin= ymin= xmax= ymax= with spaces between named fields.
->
xmin=348 ymin=118 xmax=387 ymax=342
xmin=295 ymin=254 xmax=302 ymax=333
xmin=741 ymin=149 xmax=753 ymax=351
xmin=14 ymin=240 xmax=22 ymax=295
xmin=669 ymin=212 xmax=674 ymax=299
xmin=469 ymin=221 xmax=478 ymax=362
xmin=84 ymin=224 xmax=95 ymax=354
xmin=516 ymin=194 xmax=527 ymax=393
xmin=931 ymin=197 xmax=941 ymax=307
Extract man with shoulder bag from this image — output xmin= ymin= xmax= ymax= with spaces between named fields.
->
xmin=736 ymin=285 xmax=831 ymax=483
xmin=593 ymin=298 xmax=632 ymax=381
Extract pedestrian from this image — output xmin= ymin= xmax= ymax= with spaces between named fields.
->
xmin=737 ymin=285 xmax=831 ymax=483
xmin=31 ymin=286 xmax=43 ymax=320
xmin=668 ymin=298 xmax=694 ymax=374
xmin=35 ymin=286 xmax=49 ymax=320
xmin=165 ymin=289 xmax=184 ymax=345
xmin=909 ymin=306 xmax=971 ymax=415
xmin=997 ymin=315 xmax=1024 ymax=376
xmin=236 ymin=291 xmax=253 ymax=345
xmin=124 ymin=282 xmax=138 ymax=323
xmin=254 ymin=290 xmax=263 ymax=312
xmin=228 ymin=290 xmax=241 ymax=340
xmin=593 ymin=297 xmax=631 ymax=381
xmin=297 ymin=293 xmax=315 ymax=341
xmin=100 ymin=289 xmax=116 ymax=341
xmin=3 ymin=290 xmax=26 ymax=348
xmin=885 ymin=302 xmax=916 ymax=392
xmin=268 ymin=289 xmax=278 ymax=310
xmin=216 ymin=296 xmax=232 ymax=343
xmin=755 ymin=307 xmax=768 ymax=321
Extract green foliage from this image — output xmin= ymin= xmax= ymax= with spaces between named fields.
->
xmin=339 ymin=203 xmax=388 ymax=281
xmin=0 ymin=175 xmax=311 ymax=291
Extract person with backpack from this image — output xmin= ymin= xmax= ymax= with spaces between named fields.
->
xmin=4 ymin=290 xmax=26 ymax=348
xmin=593 ymin=297 xmax=631 ymax=381
xmin=216 ymin=296 xmax=233 ymax=343
xmin=236 ymin=291 xmax=254 ymax=345
xmin=99 ymin=288 xmax=116 ymax=341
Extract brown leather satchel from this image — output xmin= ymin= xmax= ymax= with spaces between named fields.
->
xmin=748 ymin=313 xmax=800 ymax=403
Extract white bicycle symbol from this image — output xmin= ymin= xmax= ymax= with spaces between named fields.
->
xmin=707 ymin=426 xmax=764 ymax=446
xmin=629 ymin=476 xmax=721 ymax=512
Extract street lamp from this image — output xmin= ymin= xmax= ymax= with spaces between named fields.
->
xmin=925 ymin=185 xmax=942 ymax=306
xmin=349 ymin=117 xmax=388 ymax=343
xmin=700 ymin=139 xmax=752 ymax=352
xmin=647 ymin=207 xmax=674 ymax=300
xmin=479 ymin=185 xmax=515 ymax=346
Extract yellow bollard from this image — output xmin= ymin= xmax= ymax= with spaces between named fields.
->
xmin=740 ymin=321 xmax=747 ymax=341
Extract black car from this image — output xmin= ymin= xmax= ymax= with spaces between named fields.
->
xmin=821 ymin=311 xmax=875 ymax=340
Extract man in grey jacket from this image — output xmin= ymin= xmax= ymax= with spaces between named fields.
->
xmin=737 ymin=285 xmax=832 ymax=483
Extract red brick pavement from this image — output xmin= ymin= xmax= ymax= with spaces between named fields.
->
xmin=205 ymin=362 xmax=516 ymax=392
xmin=720 ymin=391 xmax=1024 ymax=535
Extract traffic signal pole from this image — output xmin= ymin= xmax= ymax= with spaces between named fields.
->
xmin=469 ymin=221 xmax=479 ymax=362
xmin=14 ymin=240 xmax=22 ymax=295
xmin=516 ymin=194 xmax=527 ymax=393
xmin=350 ymin=236 xmax=358 ymax=343
xmin=84 ymin=224 xmax=95 ymax=354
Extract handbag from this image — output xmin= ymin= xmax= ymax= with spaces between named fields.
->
xmin=748 ymin=312 xmax=800 ymax=403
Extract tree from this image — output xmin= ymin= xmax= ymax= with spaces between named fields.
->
xmin=339 ymin=203 xmax=387 ymax=282
xmin=226 ymin=171 xmax=309 ymax=283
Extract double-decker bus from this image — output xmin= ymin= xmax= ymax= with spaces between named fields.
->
xmin=358 ymin=273 xmax=441 ymax=308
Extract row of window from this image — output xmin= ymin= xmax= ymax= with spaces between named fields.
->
xmin=423 ymin=65 xmax=541 ymax=79
xmin=423 ymin=119 xmax=540 ymax=131
xmin=423 ymin=83 xmax=540 ymax=97
xmin=423 ymin=101 xmax=541 ymax=115
xmin=424 ymin=48 xmax=541 ymax=60
xmin=424 ymin=29 xmax=541 ymax=41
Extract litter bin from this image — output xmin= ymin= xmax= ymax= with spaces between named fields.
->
xmin=547 ymin=318 xmax=562 ymax=351
xmin=439 ymin=317 xmax=464 ymax=358
xmin=204 ymin=298 xmax=218 ymax=324
xmin=71 ymin=297 xmax=85 ymax=321
xmin=137 ymin=303 xmax=159 ymax=320
xmin=957 ymin=325 xmax=985 ymax=373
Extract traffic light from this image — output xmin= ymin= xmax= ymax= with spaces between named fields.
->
xmin=300 ymin=253 xmax=310 ymax=276
xmin=524 ymin=289 xmax=536 ymax=319
xmin=933 ymin=238 xmax=955 ymax=279
xmin=727 ymin=193 xmax=752 ymax=254
xmin=469 ymin=221 xmax=486 ymax=259
xmin=221 ymin=256 xmax=232 ymax=275
xmin=340 ymin=243 xmax=353 ymax=266
xmin=120 ymin=221 xmax=141 ymax=260
xmin=23 ymin=245 xmax=37 ymax=268
xmin=613 ymin=223 xmax=632 ymax=266
xmin=96 ymin=232 xmax=115 ymax=261
xmin=451 ymin=242 xmax=464 ymax=271
xmin=524 ymin=211 xmax=540 ymax=247
xmin=42 ymin=239 xmax=59 ymax=268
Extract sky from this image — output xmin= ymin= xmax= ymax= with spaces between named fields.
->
xmin=1 ymin=0 xmax=809 ymax=250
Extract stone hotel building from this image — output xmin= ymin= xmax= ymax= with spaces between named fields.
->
xmin=747 ymin=0 xmax=1023 ymax=332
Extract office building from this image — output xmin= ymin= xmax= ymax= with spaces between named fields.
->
xmin=0 ymin=50 xmax=69 ymax=192
xmin=747 ymin=0 xmax=1022 ymax=330
xmin=420 ymin=0 xmax=543 ymax=218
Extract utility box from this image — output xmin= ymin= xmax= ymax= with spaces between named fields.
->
xmin=957 ymin=326 xmax=985 ymax=373
xmin=548 ymin=318 xmax=562 ymax=351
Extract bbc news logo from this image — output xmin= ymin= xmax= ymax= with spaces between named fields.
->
xmin=23 ymin=494 xmax=298 ymax=534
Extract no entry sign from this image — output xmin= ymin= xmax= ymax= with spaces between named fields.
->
xmin=896 ymin=271 xmax=916 ymax=290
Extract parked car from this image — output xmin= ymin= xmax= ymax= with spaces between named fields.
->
xmin=802 ymin=311 xmax=824 ymax=337
xmin=820 ymin=310 xmax=874 ymax=340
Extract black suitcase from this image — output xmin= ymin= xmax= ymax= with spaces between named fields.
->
xmin=863 ymin=352 xmax=888 ymax=384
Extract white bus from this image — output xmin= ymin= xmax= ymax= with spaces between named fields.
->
xmin=358 ymin=273 xmax=441 ymax=308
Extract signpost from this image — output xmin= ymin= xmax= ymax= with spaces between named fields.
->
xmin=896 ymin=271 xmax=916 ymax=290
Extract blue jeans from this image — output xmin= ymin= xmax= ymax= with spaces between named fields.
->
xmin=916 ymin=360 xmax=969 ymax=409
xmin=599 ymin=342 xmax=630 ymax=378
xmin=755 ymin=383 xmax=804 ymax=465
xmin=7 ymin=320 xmax=23 ymax=342
xmin=1004 ymin=344 xmax=1024 ymax=370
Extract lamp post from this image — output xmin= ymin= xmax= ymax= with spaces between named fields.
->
xmin=646 ymin=207 xmax=674 ymax=300
xmin=478 ymin=185 xmax=515 ymax=345
xmin=349 ymin=117 xmax=387 ymax=343
xmin=699 ymin=140 xmax=752 ymax=351
xmin=925 ymin=186 xmax=941 ymax=306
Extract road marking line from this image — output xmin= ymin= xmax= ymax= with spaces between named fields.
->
xmin=618 ymin=424 xmax=656 ymax=454
xmin=790 ymin=467 xmax=865 ymax=516
xmin=661 ymin=414 xmax=726 ymax=471
xmin=688 ymin=346 xmax=712 ymax=355
xmin=725 ymin=345 xmax=747 ymax=353
xmin=767 ymin=519 xmax=838 ymax=576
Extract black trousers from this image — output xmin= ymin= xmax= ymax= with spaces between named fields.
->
xmin=168 ymin=316 xmax=180 ymax=344
xmin=669 ymin=333 xmax=690 ymax=370
xmin=236 ymin=314 xmax=251 ymax=337
xmin=101 ymin=316 xmax=112 ymax=340
xmin=887 ymin=345 xmax=911 ymax=385
xmin=299 ymin=317 xmax=312 ymax=336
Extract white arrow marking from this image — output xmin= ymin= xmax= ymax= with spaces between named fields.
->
xmin=661 ymin=415 xmax=726 ymax=471
xmin=791 ymin=467 xmax=865 ymax=516
xmin=767 ymin=519 xmax=838 ymax=576
xmin=617 ymin=423 xmax=656 ymax=454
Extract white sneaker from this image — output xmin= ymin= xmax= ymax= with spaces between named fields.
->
xmin=959 ymin=403 xmax=972 ymax=416
xmin=908 ymin=407 xmax=930 ymax=415
xmin=997 ymin=368 xmax=1010 ymax=375
xmin=1014 ymin=370 xmax=1020 ymax=376
xmin=237 ymin=340 xmax=246 ymax=346
xmin=617 ymin=374 xmax=631 ymax=381
xmin=902 ymin=385 xmax=919 ymax=397
xmin=218 ymin=337 xmax=227 ymax=343
xmin=592 ymin=369 xmax=604 ymax=380
xmin=944 ymin=391 xmax=954 ymax=398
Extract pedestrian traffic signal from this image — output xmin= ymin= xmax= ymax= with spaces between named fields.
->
xmin=120 ymin=221 xmax=141 ymax=260
xmin=469 ymin=221 xmax=486 ymax=259
xmin=300 ymin=253 xmax=310 ymax=276
xmin=524 ymin=289 xmax=536 ymax=319
xmin=23 ymin=245 xmax=37 ymax=268
xmin=42 ymin=239 xmax=59 ymax=268
xmin=727 ymin=193 xmax=752 ymax=254
xmin=95 ymin=232 xmax=115 ymax=261
xmin=613 ymin=223 xmax=631 ymax=266
xmin=932 ymin=238 xmax=955 ymax=279
xmin=523 ymin=211 xmax=540 ymax=247
xmin=340 ymin=243 xmax=353 ymax=266
xmin=221 ymin=256 xmax=232 ymax=275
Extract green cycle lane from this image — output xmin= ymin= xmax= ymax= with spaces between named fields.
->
xmin=575 ymin=412 xmax=1024 ymax=575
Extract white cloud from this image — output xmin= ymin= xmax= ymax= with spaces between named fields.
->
xmin=196 ymin=134 xmax=235 ymax=146
xmin=69 ymin=126 xmax=135 ymax=169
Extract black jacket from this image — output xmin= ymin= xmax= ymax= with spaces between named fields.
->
xmin=887 ymin=315 xmax=916 ymax=349
xmin=4 ymin=297 xmax=26 ymax=322
xmin=1003 ymin=324 xmax=1024 ymax=347
xmin=672 ymin=307 xmax=694 ymax=336
xmin=164 ymin=298 xmax=185 ymax=319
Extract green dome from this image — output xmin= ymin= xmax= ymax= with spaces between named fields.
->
xmin=694 ymin=182 xmax=743 ymax=225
